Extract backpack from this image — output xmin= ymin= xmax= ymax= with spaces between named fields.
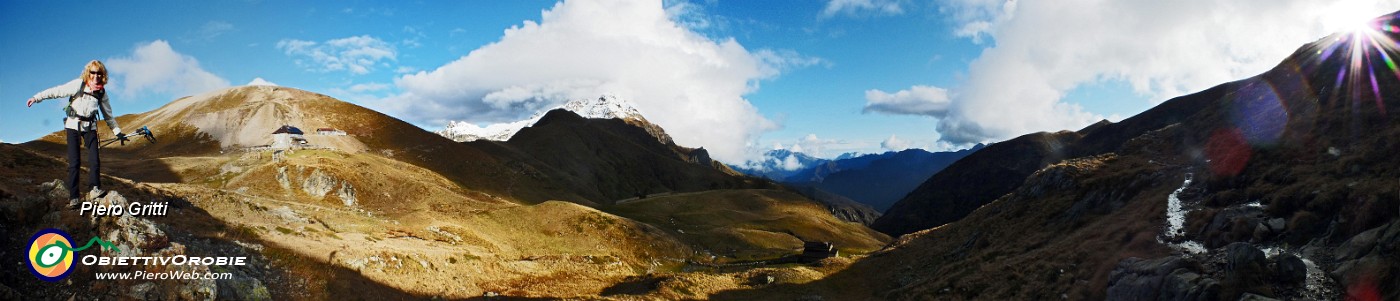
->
xmin=64 ymin=80 xmax=104 ymax=121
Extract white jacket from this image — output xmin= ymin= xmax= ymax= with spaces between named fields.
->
xmin=31 ymin=79 xmax=120 ymax=133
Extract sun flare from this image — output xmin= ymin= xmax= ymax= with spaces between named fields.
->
xmin=1323 ymin=2 xmax=1382 ymax=34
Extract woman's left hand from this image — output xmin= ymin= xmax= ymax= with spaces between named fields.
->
xmin=26 ymin=98 xmax=36 ymax=107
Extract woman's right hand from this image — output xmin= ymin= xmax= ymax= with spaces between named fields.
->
xmin=26 ymin=98 xmax=37 ymax=107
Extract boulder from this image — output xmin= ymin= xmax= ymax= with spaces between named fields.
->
xmin=1272 ymin=253 xmax=1307 ymax=285
xmin=301 ymin=169 xmax=338 ymax=198
xmin=1222 ymin=242 xmax=1272 ymax=299
xmin=1159 ymin=268 xmax=1220 ymax=301
xmin=1226 ymin=243 xmax=1266 ymax=272
xmin=1106 ymin=256 xmax=1183 ymax=300
xmin=1203 ymin=206 xmax=1264 ymax=248
xmin=1335 ymin=221 xmax=1394 ymax=261
xmin=1266 ymin=218 xmax=1286 ymax=232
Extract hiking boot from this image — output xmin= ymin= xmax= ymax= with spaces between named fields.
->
xmin=89 ymin=187 xmax=108 ymax=199
xmin=68 ymin=198 xmax=81 ymax=209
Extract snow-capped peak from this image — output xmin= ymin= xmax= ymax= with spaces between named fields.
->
xmin=561 ymin=94 xmax=644 ymax=121
xmin=436 ymin=95 xmax=647 ymax=142
xmin=246 ymin=77 xmax=278 ymax=86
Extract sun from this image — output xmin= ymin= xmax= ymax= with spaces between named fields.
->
xmin=1307 ymin=2 xmax=1399 ymax=117
xmin=1322 ymin=2 xmax=1381 ymax=34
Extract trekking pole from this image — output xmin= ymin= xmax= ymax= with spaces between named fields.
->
xmin=100 ymin=126 xmax=157 ymax=148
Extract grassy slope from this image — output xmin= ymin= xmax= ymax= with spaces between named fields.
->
xmin=607 ymin=189 xmax=890 ymax=262
xmin=5 ymin=86 xmax=898 ymax=299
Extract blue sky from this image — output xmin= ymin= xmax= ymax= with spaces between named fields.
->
xmin=3 ymin=0 xmax=1396 ymax=162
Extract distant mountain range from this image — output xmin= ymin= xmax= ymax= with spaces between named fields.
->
xmin=732 ymin=144 xmax=984 ymax=212
xmin=435 ymin=94 xmax=647 ymax=142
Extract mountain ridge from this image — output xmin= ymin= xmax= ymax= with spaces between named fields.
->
xmin=436 ymin=94 xmax=664 ymax=143
xmin=720 ymin=11 xmax=1400 ymax=300
xmin=734 ymin=145 xmax=983 ymax=213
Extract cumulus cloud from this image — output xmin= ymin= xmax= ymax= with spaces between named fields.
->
xmin=106 ymin=40 xmax=230 ymax=99
xmin=863 ymin=85 xmax=952 ymax=115
xmin=277 ymin=35 xmax=396 ymax=75
xmin=246 ymin=77 xmax=278 ymax=86
xmin=781 ymin=155 xmax=803 ymax=171
xmin=881 ymin=134 xmax=910 ymax=151
xmin=822 ymin=0 xmax=906 ymax=18
xmin=897 ymin=0 xmax=1400 ymax=144
xmin=375 ymin=0 xmax=812 ymax=162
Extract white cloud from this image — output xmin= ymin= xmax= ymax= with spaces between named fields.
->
xmin=276 ymin=35 xmax=397 ymax=75
xmin=106 ymin=40 xmax=230 ymax=99
xmin=881 ymin=134 xmax=910 ymax=151
xmin=822 ymin=0 xmax=906 ymax=18
xmin=349 ymin=82 xmax=391 ymax=93
xmin=781 ymin=155 xmax=803 ymax=171
xmin=863 ymin=85 xmax=951 ymax=115
xmin=907 ymin=0 xmax=1400 ymax=144
xmin=772 ymin=134 xmax=872 ymax=158
xmin=665 ymin=0 xmax=712 ymax=30
xmin=375 ymin=0 xmax=811 ymax=163
xmin=755 ymin=49 xmax=830 ymax=71
xmin=246 ymin=77 xmax=278 ymax=86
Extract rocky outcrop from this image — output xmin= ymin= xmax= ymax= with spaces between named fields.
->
xmin=1331 ymin=221 xmax=1400 ymax=299
xmin=301 ymin=169 xmax=337 ymax=198
xmin=1107 ymin=257 xmax=1187 ymax=300
xmin=284 ymin=167 xmax=357 ymax=207
xmin=89 ymin=191 xmax=218 ymax=300
xmin=336 ymin=183 xmax=356 ymax=207
xmin=276 ymin=166 xmax=290 ymax=190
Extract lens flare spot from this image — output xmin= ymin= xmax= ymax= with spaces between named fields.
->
xmin=1205 ymin=128 xmax=1251 ymax=177
xmin=1231 ymin=82 xmax=1289 ymax=146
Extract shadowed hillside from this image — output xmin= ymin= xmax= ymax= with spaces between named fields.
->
xmin=873 ymin=130 xmax=1083 ymax=235
xmin=721 ymin=11 xmax=1400 ymax=300
xmin=479 ymin=109 xmax=764 ymax=205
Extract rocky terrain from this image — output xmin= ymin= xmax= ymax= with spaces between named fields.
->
xmin=7 ymin=11 xmax=1400 ymax=300
xmin=1 ymin=86 xmax=887 ymax=300
xmin=719 ymin=13 xmax=1400 ymax=300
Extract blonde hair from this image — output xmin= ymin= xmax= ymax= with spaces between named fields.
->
xmin=81 ymin=60 xmax=108 ymax=85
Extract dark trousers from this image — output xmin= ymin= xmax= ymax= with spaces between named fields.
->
xmin=65 ymin=128 xmax=100 ymax=199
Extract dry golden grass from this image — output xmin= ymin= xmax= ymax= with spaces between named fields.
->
xmin=607 ymin=189 xmax=891 ymax=262
xmin=4 ymin=86 xmax=898 ymax=299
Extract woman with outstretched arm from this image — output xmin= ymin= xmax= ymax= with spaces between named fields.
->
xmin=25 ymin=60 xmax=122 ymax=205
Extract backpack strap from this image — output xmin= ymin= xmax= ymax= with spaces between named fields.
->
xmin=65 ymin=80 xmax=87 ymax=118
